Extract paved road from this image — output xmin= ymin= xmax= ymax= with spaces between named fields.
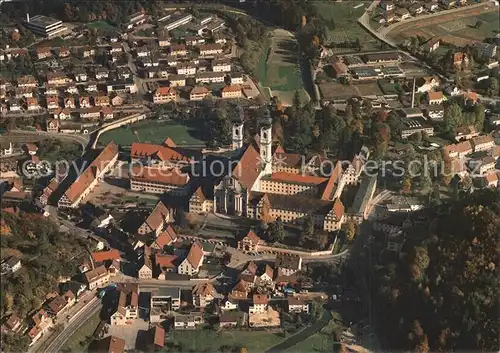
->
xmin=41 ymin=297 xmax=102 ymax=353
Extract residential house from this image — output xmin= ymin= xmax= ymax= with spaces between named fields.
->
xmin=1 ymin=256 xmax=21 ymax=275
xmin=46 ymin=71 xmax=67 ymax=86
xmin=26 ymin=97 xmax=40 ymax=111
xmin=230 ymin=73 xmax=244 ymax=85
xmin=463 ymin=91 xmax=478 ymax=105
xmin=156 ymin=255 xmax=178 ymax=278
xmin=95 ymin=68 xmax=109 ymax=80
xmin=111 ymin=95 xmax=124 ymax=106
xmin=395 ymin=8 xmax=411 ymax=20
xmin=221 ymin=297 xmax=239 ymax=311
xmin=453 ymin=52 xmax=469 ymax=66
xmin=427 ymin=91 xmax=444 ymax=105
xmin=137 ymin=201 xmax=172 ymax=236
xmin=46 ymin=119 xmax=60 ymax=133
xmin=249 ymin=294 xmax=268 ymax=314
xmin=176 ymin=64 xmax=197 ymax=76
xmin=219 ymin=312 xmax=246 ymax=328
xmin=192 ymin=282 xmax=216 ymax=308
xmin=66 ymin=83 xmax=78 ymax=94
xmin=444 ymin=85 xmax=462 ymax=96
xmin=238 ymin=230 xmax=265 ymax=252
xmin=287 ymin=297 xmax=309 ymax=313
xmin=28 ymin=309 xmax=52 ymax=344
xmin=221 ymin=85 xmax=242 ymax=99
xmin=2 ymin=314 xmax=22 ymax=333
xmin=195 ymin=72 xmax=225 ymax=84
xmin=110 ymin=43 xmax=122 ymax=53
xmin=17 ymin=75 xmax=37 ymax=88
xmin=188 ymin=186 xmax=214 ymax=214
xmin=275 ymin=254 xmax=302 ymax=276
xmin=93 ymin=95 xmax=110 ymax=107
xmin=138 ymin=252 xmax=153 ymax=279
xmin=55 ymin=108 xmax=72 ymax=120
xmin=199 ymin=43 xmax=223 ymax=56
xmin=169 ymin=74 xmax=186 ymax=87
xmin=482 ymin=172 xmax=499 ymax=188
xmin=468 ymin=156 xmax=496 ymax=175
xmin=46 ymin=96 xmax=59 ymax=110
xmin=82 ymin=46 xmax=95 ymax=58
xmin=416 ymin=76 xmax=440 ymax=93
xmin=474 ymin=42 xmax=497 ymax=59
xmin=80 ymin=107 xmax=101 ymax=120
xmin=79 ymin=96 xmax=91 ymax=108
xmin=110 ymin=289 xmax=139 ymax=325
xmin=158 ymin=36 xmax=171 ymax=47
xmin=170 ymin=44 xmax=188 ymax=56
xmin=212 ymin=59 xmax=231 ymax=72
xmin=46 ymin=295 xmax=71 ymax=318
xmin=189 ymin=86 xmax=209 ymax=101
xmin=174 ymin=314 xmax=204 ymax=329
xmin=409 ymin=3 xmax=424 ymax=15
xmin=257 ymin=264 xmax=274 ymax=287
xmin=151 ymin=225 xmax=178 ymax=251
xmin=9 ymin=100 xmax=21 ymax=112
xmin=472 ymin=135 xmax=495 ymax=152
xmin=177 ymin=242 xmax=204 ymax=276
xmin=24 ymin=143 xmax=38 ymax=155
xmin=165 ymin=55 xmax=178 ymax=66
xmin=92 ymin=249 xmax=121 ymax=267
xmin=37 ymin=47 xmax=52 ymax=60
xmin=64 ymin=97 xmax=76 ymax=108
xmin=425 ymin=2 xmax=439 ymax=11
xmin=101 ymin=107 xmax=114 ymax=120
xmin=45 ymin=85 xmax=58 ymax=96
xmin=425 ymin=37 xmax=440 ymax=53
xmin=84 ymin=265 xmax=110 ymax=290
xmin=380 ymin=1 xmax=395 ymax=11
xmin=153 ymin=87 xmax=177 ymax=104
xmin=424 ymin=105 xmax=444 ymax=121
xmin=454 ymin=125 xmax=479 ymax=141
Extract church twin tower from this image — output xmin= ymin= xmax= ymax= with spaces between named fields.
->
xmin=232 ymin=107 xmax=272 ymax=175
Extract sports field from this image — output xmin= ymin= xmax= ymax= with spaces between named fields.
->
xmin=390 ymin=4 xmax=499 ymax=46
xmin=312 ymin=1 xmax=381 ymax=52
xmin=98 ymin=119 xmax=205 ymax=147
xmin=256 ymin=29 xmax=309 ymax=105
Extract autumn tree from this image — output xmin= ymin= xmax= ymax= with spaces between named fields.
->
xmin=342 ymin=219 xmax=357 ymax=242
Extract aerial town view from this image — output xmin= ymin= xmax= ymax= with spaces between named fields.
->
xmin=0 ymin=0 xmax=499 ymax=352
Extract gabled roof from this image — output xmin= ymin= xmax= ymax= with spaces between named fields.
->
xmin=63 ymin=141 xmax=118 ymax=203
xmin=321 ymin=161 xmax=342 ymax=200
xmin=142 ymin=201 xmax=171 ymax=231
xmin=427 ymin=91 xmax=443 ymax=100
xmin=153 ymin=325 xmax=165 ymax=347
xmin=185 ymin=242 xmax=204 ymax=268
xmin=232 ymin=143 xmax=261 ymax=189
xmin=243 ymin=230 xmax=264 ymax=245
xmin=153 ymin=226 xmax=177 ymax=248
xmin=471 ymin=135 xmax=494 ymax=146
xmin=331 ymin=198 xmax=345 ymax=220
xmin=192 ymin=282 xmax=215 ymax=296
xmin=92 ymin=249 xmax=120 ymax=263
xmin=252 ymin=294 xmax=268 ymax=305
xmin=84 ymin=265 xmax=108 ymax=283
xmin=262 ymin=264 xmax=274 ymax=279
xmin=131 ymin=142 xmax=188 ymax=162
xmin=155 ymin=254 xmax=177 ymax=268
xmin=275 ymin=254 xmax=301 ymax=271
xmin=130 ymin=166 xmax=189 ymax=186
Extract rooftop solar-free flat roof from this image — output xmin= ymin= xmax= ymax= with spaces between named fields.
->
xmin=26 ymin=15 xmax=62 ymax=28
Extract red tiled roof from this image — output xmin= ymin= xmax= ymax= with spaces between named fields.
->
xmin=155 ymin=254 xmax=177 ymax=268
xmin=232 ymin=144 xmax=261 ymax=189
xmin=268 ymin=172 xmax=327 ymax=185
xmin=332 ymin=198 xmax=345 ymax=220
xmin=186 ymin=241 xmax=204 ymax=268
xmin=92 ymin=249 xmax=120 ymax=263
xmin=153 ymin=228 xmax=177 ymax=248
xmin=143 ymin=201 xmax=171 ymax=231
xmin=155 ymin=87 xmax=176 ymax=96
xmin=222 ymin=84 xmax=241 ymax=93
xmin=64 ymin=141 xmax=118 ymax=203
xmin=245 ymin=230 xmax=263 ymax=245
xmin=130 ymin=166 xmax=189 ymax=186
xmin=321 ymin=161 xmax=342 ymax=200
xmin=190 ymin=86 xmax=209 ymax=95
xmin=252 ymin=294 xmax=268 ymax=305
xmin=428 ymin=91 xmax=443 ymax=100
xmin=192 ymin=282 xmax=215 ymax=296
xmin=131 ymin=142 xmax=188 ymax=162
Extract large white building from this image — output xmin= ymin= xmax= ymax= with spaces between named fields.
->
xmin=24 ymin=15 xmax=67 ymax=38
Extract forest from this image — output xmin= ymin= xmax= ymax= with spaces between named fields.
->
xmin=372 ymin=189 xmax=500 ymax=352
xmin=1 ymin=209 xmax=89 ymax=352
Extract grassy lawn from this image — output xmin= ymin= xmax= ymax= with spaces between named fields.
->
xmin=475 ymin=11 xmax=500 ymax=36
xmin=312 ymin=1 xmax=381 ymax=52
xmin=98 ymin=119 xmax=205 ymax=147
xmin=60 ymin=312 xmax=101 ymax=353
xmin=167 ymin=328 xmax=284 ymax=353
xmin=87 ymin=21 xmax=118 ymax=31
xmin=285 ymin=315 xmax=342 ymax=353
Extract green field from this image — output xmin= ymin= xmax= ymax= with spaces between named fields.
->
xmin=256 ymin=29 xmax=310 ymax=105
xmin=167 ymin=329 xmax=284 ymax=353
xmin=312 ymin=1 xmax=381 ymax=52
xmin=87 ymin=21 xmax=118 ymax=32
xmin=473 ymin=11 xmax=500 ymax=36
xmin=60 ymin=312 xmax=101 ymax=353
xmin=98 ymin=119 xmax=205 ymax=147
xmin=285 ymin=316 xmax=342 ymax=353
